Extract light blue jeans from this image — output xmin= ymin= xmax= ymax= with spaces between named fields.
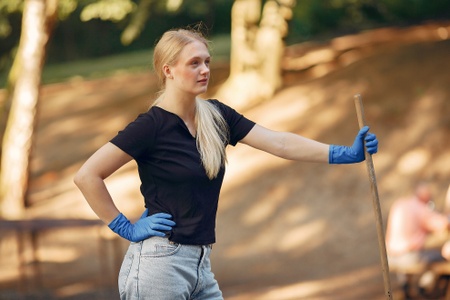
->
xmin=118 ymin=236 xmax=223 ymax=300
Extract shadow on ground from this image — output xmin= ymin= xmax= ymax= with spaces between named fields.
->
xmin=1 ymin=28 xmax=450 ymax=300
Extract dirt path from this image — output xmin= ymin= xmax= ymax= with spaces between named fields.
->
xmin=1 ymin=28 xmax=450 ymax=299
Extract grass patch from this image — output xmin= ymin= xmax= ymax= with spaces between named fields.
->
xmin=0 ymin=34 xmax=231 ymax=88
xmin=41 ymin=49 xmax=154 ymax=84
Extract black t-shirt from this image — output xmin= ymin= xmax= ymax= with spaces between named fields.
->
xmin=110 ymin=99 xmax=255 ymax=245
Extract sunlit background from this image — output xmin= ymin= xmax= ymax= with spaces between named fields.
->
xmin=1 ymin=1 xmax=449 ymax=299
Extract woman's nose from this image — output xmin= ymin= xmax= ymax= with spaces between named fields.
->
xmin=201 ymin=63 xmax=210 ymax=74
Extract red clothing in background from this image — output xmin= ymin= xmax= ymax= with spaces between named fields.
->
xmin=386 ymin=196 xmax=449 ymax=256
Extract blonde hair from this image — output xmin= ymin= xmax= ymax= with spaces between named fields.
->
xmin=152 ymin=27 xmax=229 ymax=179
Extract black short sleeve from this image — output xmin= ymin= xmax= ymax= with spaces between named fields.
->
xmin=110 ymin=113 xmax=158 ymax=160
xmin=107 ymin=100 xmax=256 ymax=245
xmin=208 ymin=99 xmax=255 ymax=146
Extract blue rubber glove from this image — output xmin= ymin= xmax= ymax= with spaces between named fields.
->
xmin=329 ymin=126 xmax=378 ymax=164
xmin=108 ymin=210 xmax=176 ymax=242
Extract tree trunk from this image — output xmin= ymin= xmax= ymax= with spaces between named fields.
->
xmin=0 ymin=0 xmax=57 ymax=219
xmin=215 ymin=0 xmax=295 ymax=110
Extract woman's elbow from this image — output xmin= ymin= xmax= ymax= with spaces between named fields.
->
xmin=73 ymin=167 xmax=94 ymax=189
xmin=73 ymin=169 xmax=85 ymax=188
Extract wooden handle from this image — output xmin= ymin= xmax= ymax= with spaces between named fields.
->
xmin=354 ymin=94 xmax=393 ymax=300
xmin=354 ymin=94 xmax=367 ymax=129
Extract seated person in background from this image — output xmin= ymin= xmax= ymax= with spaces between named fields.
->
xmin=442 ymin=184 xmax=450 ymax=258
xmin=444 ymin=184 xmax=450 ymax=215
xmin=385 ymin=181 xmax=450 ymax=268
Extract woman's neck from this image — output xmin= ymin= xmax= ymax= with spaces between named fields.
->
xmin=156 ymin=92 xmax=196 ymax=123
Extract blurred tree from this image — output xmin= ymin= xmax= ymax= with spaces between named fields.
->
xmin=0 ymin=0 xmax=76 ymax=144
xmin=215 ymin=0 xmax=296 ymax=108
xmin=0 ymin=1 xmax=22 ymax=153
xmin=44 ymin=0 xmax=230 ymax=63
xmin=0 ymin=0 xmax=222 ymax=218
xmin=1 ymin=0 xmax=449 ymax=217
xmin=0 ymin=0 xmax=149 ymax=218
xmin=0 ymin=0 xmax=58 ymax=219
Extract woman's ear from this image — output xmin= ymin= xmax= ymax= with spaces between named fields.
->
xmin=163 ymin=64 xmax=173 ymax=79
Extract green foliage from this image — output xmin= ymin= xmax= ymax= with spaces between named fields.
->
xmin=287 ymin=0 xmax=450 ymax=43
xmin=58 ymin=0 xmax=78 ymax=20
xmin=41 ymin=49 xmax=153 ymax=84
xmin=178 ymin=0 xmax=210 ymax=16
xmin=383 ymin=0 xmax=450 ymax=21
xmin=0 ymin=0 xmax=22 ymax=77
xmin=0 ymin=33 xmax=231 ymax=87
xmin=42 ymin=0 xmax=232 ymax=64
xmin=0 ymin=0 xmax=23 ymax=38
xmin=120 ymin=0 xmax=153 ymax=46
xmin=209 ymin=33 xmax=231 ymax=61
xmin=80 ymin=0 xmax=135 ymax=22
xmin=1 ymin=0 xmax=449 ymax=77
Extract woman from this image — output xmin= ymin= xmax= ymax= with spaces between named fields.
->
xmin=74 ymin=26 xmax=378 ymax=300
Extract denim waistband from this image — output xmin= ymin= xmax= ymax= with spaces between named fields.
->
xmin=167 ymin=238 xmax=213 ymax=249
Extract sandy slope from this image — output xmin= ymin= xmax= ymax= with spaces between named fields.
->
xmin=1 ymin=32 xmax=449 ymax=299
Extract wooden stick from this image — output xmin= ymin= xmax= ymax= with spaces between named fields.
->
xmin=354 ymin=94 xmax=393 ymax=300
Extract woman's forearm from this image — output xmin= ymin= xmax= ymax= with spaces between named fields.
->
xmin=241 ymin=125 xmax=329 ymax=163
xmin=276 ymin=132 xmax=329 ymax=162
xmin=74 ymin=171 xmax=120 ymax=224
xmin=241 ymin=124 xmax=377 ymax=164
xmin=74 ymin=143 xmax=133 ymax=224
